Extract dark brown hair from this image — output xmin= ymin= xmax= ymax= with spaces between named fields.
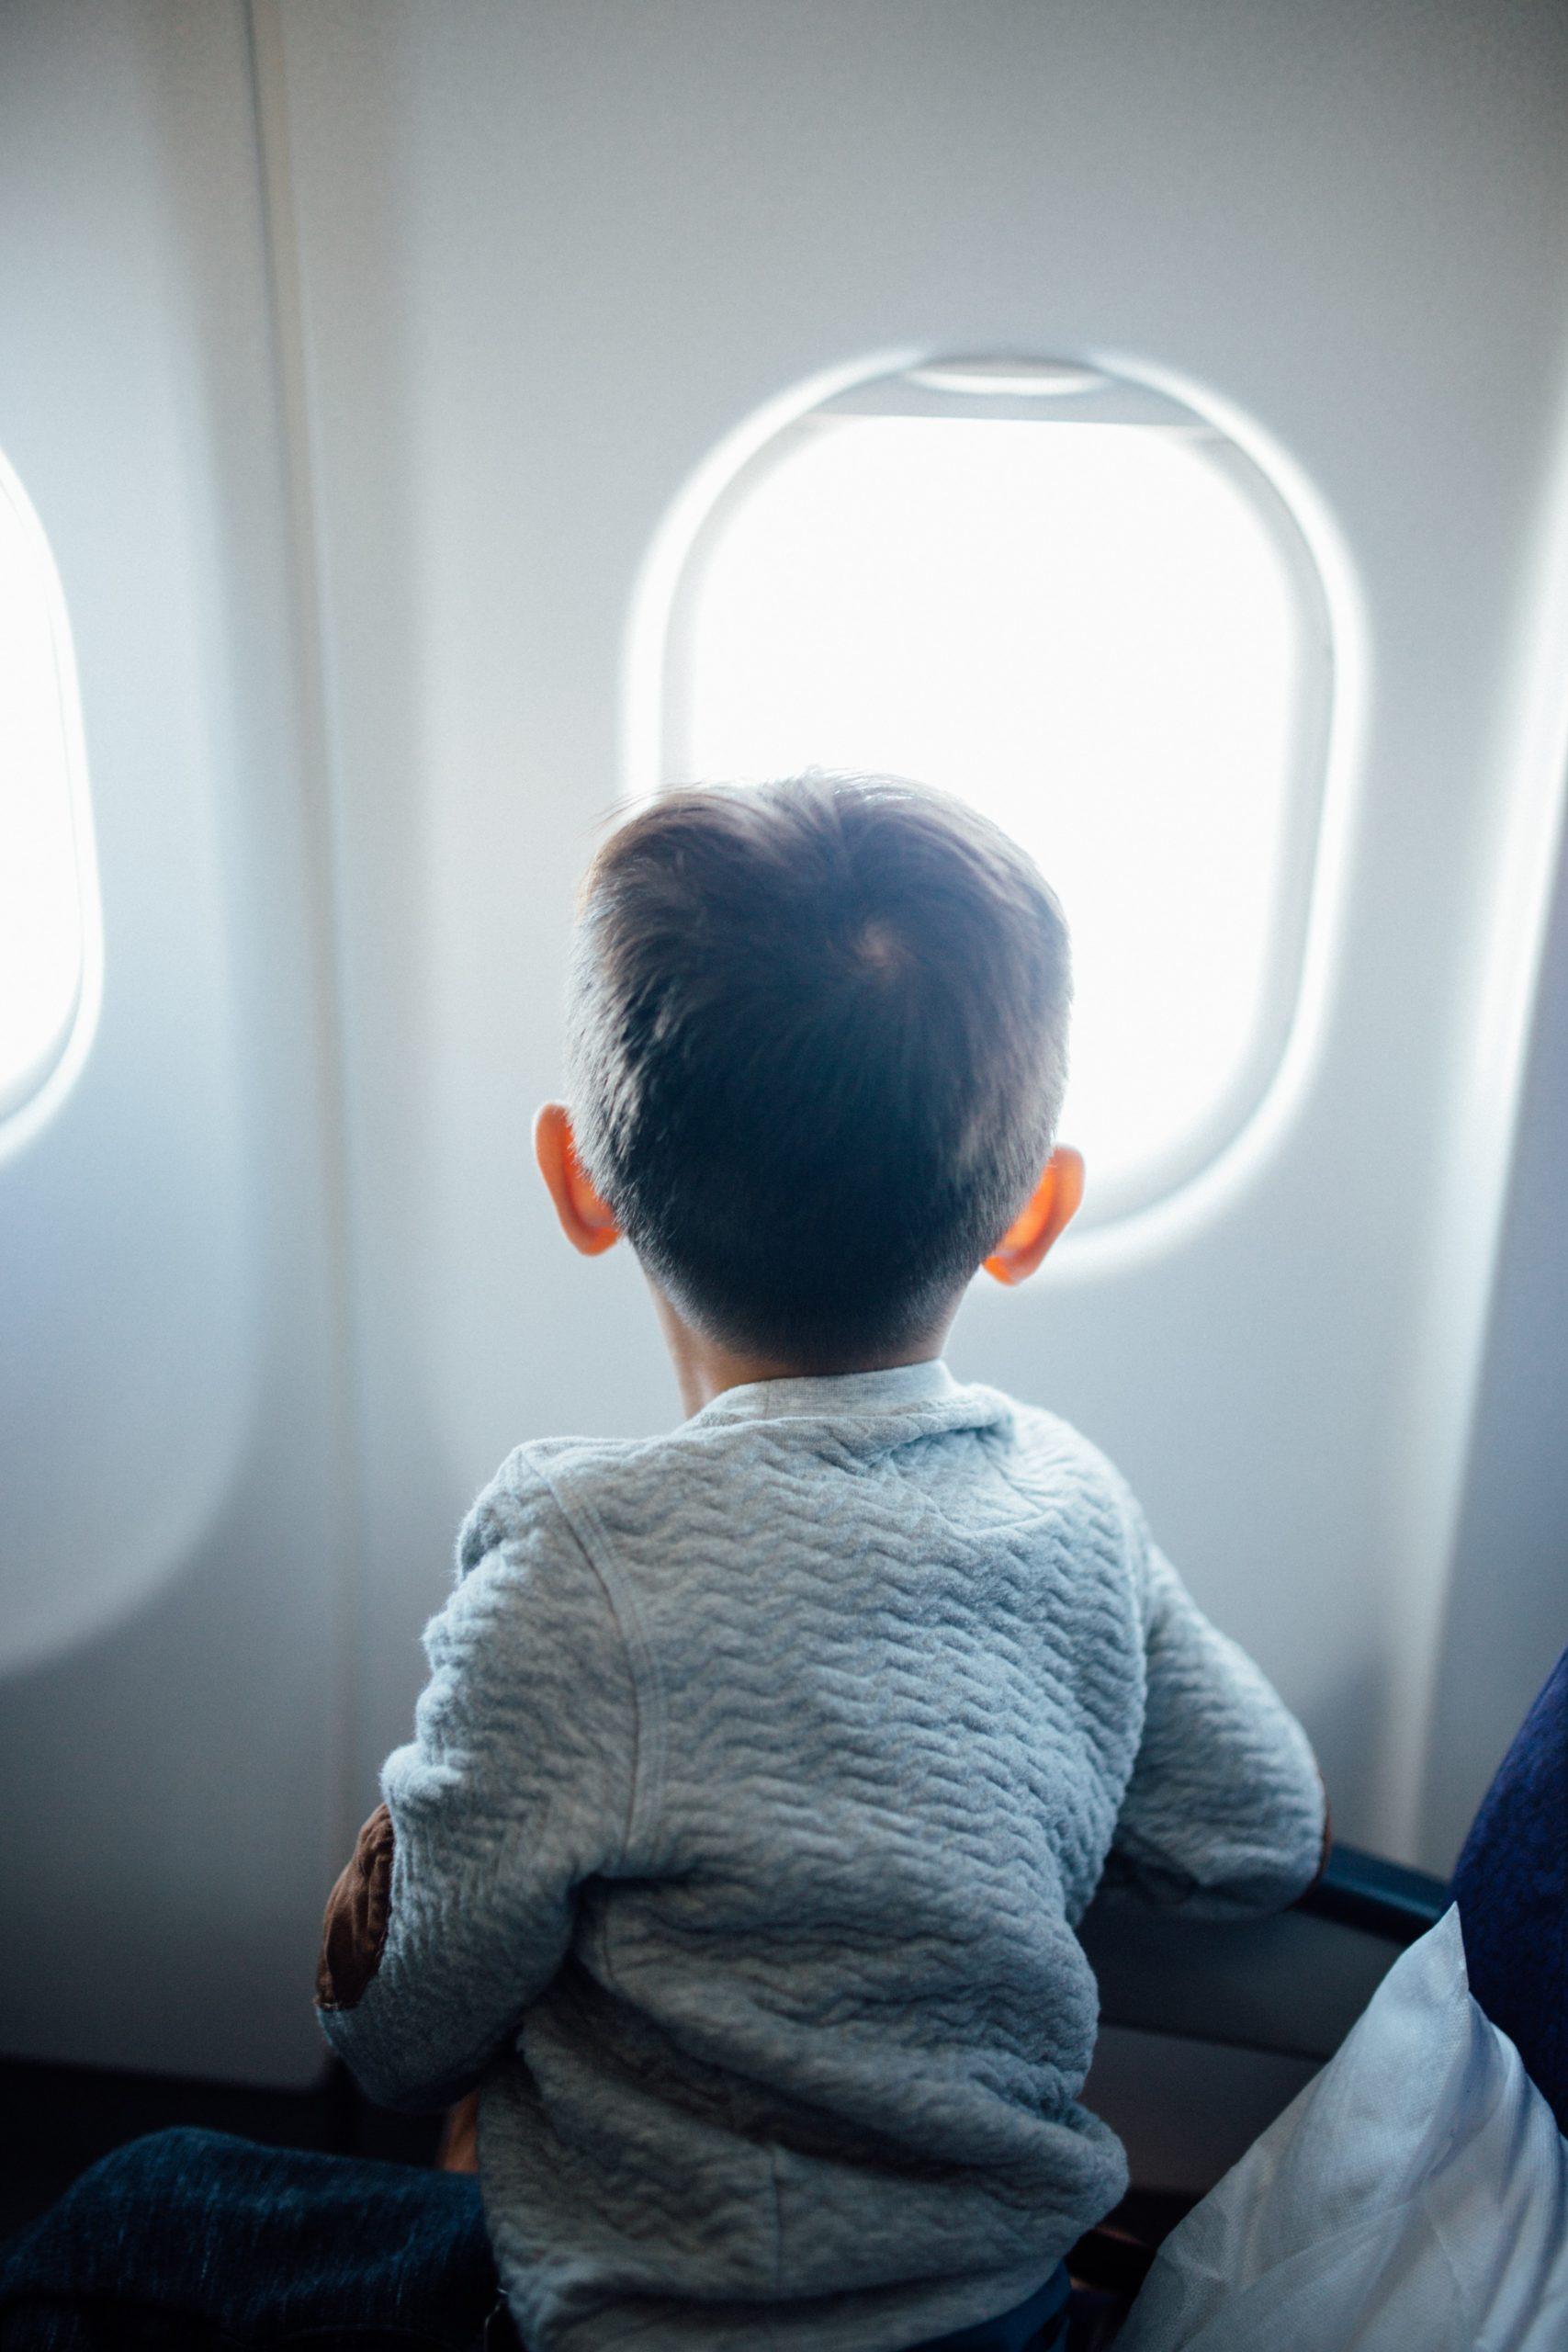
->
xmin=566 ymin=774 xmax=1071 ymax=1360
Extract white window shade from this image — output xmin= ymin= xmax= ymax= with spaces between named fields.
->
xmin=661 ymin=362 xmax=1333 ymax=1226
xmin=0 ymin=448 xmax=97 ymax=1136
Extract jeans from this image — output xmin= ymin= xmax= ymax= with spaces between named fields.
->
xmin=0 ymin=2128 xmax=1073 ymax=2351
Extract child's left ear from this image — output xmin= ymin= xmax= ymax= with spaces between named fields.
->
xmin=534 ymin=1102 xmax=622 ymax=1257
xmin=984 ymin=1148 xmax=1085 ymax=1286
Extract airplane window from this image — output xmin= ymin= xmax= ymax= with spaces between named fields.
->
xmin=660 ymin=361 xmax=1333 ymax=1227
xmin=0 ymin=447 xmax=97 ymax=1138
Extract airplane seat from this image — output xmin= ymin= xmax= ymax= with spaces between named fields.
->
xmin=1066 ymin=1841 xmax=1448 ymax=2315
xmin=1068 ymin=1637 xmax=1568 ymax=2326
xmin=1450 ymin=1640 xmax=1568 ymax=2133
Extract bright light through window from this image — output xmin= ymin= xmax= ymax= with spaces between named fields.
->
xmin=663 ymin=364 xmax=1331 ymax=1224
xmin=0 ymin=448 xmax=96 ymax=1131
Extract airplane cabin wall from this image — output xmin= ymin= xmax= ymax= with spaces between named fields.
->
xmin=1420 ymin=779 xmax=1568 ymax=1866
xmin=0 ymin=3 xmax=346 ymax=2080
xmin=1 ymin=0 xmax=1565 ymax=2086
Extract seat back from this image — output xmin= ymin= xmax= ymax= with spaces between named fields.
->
xmin=1451 ymin=1643 xmax=1568 ymax=2132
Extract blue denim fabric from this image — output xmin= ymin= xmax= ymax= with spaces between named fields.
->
xmin=0 ymin=2128 xmax=1071 ymax=2351
xmin=0 ymin=2128 xmax=496 ymax=2350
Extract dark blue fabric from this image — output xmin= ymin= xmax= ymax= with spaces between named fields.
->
xmin=0 ymin=2127 xmax=497 ymax=2350
xmin=0 ymin=2127 xmax=1071 ymax=2351
xmin=1451 ymin=1641 xmax=1568 ymax=2133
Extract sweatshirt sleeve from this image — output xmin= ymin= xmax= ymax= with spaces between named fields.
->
xmin=1104 ymin=1521 xmax=1328 ymax=1920
xmin=315 ymin=1456 xmax=640 ymax=2110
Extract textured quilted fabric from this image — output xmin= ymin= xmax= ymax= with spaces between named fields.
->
xmin=321 ymin=1361 xmax=1324 ymax=2352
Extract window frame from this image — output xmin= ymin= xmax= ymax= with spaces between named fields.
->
xmin=648 ymin=356 xmax=1337 ymax=1234
xmin=0 ymin=445 xmax=102 ymax=1155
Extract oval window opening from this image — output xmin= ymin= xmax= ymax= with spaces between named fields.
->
xmin=0 ymin=447 xmax=98 ymax=1143
xmin=657 ymin=359 xmax=1333 ymax=1227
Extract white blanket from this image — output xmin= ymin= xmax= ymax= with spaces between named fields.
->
xmin=1119 ymin=1905 xmax=1568 ymax=2351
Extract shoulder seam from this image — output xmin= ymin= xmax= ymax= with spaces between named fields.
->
xmin=513 ymin=1445 xmax=667 ymax=1870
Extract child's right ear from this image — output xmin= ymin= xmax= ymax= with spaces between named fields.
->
xmin=534 ymin=1103 xmax=621 ymax=1257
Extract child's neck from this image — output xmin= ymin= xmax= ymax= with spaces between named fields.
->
xmin=649 ymin=1284 xmax=953 ymax=1420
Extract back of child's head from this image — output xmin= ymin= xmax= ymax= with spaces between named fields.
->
xmin=566 ymin=774 xmax=1071 ymax=1362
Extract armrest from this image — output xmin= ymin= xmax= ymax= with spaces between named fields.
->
xmin=1298 ymin=1841 xmax=1449 ymax=1944
xmin=1078 ymin=1842 xmax=1449 ymax=2065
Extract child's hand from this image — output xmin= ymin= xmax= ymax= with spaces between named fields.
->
xmin=437 ymin=2089 xmax=479 ymax=2174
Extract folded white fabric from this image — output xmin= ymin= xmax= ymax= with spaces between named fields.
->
xmin=1116 ymin=1905 xmax=1568 ymax=2351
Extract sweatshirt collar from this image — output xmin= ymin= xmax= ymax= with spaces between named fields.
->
xmin=690 ymin=1358 xmax=962 ymax=1425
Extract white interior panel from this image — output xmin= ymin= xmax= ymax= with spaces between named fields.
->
xmin=1 ymin=0 xmax=1565 ymax=2085
xmin=0 ymin=2 xmax=344 ymax=2081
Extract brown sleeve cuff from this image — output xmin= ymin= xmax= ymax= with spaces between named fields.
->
xmin=315 ymin=1802 xmax=395 ymax=2012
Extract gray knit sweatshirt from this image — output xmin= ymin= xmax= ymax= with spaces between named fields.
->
xmin=319 ymin=1362 xmax=1325 ymax=2352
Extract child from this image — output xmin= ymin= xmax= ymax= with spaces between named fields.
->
xmin=315 ymin=776 xmax=1326 ymax=2349
xmin=1 ymin=775 xmax=1325 ymax=2352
